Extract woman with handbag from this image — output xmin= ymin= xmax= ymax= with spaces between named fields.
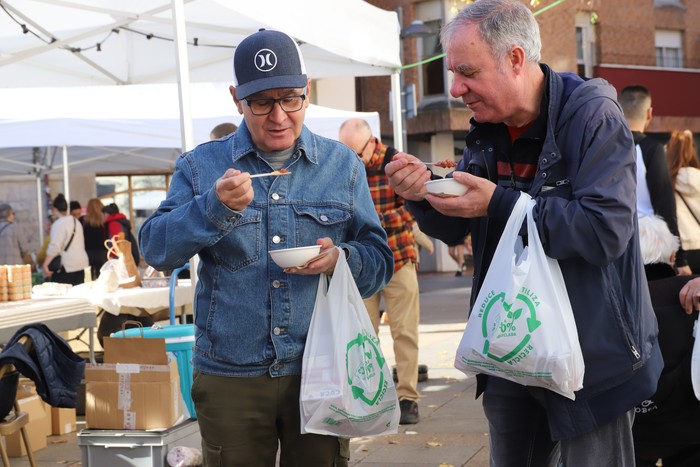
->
xmin=667 ymin=129 xmax=700 ymax=273
xmin=42 ymin=193 xmax=89 ymax=285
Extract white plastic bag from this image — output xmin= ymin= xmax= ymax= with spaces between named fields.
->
xmin=692 ymin=319 xmax=700 ymax=400
xmin=454 ymin=192 xmax=585 ymax=400
xmin=300 ymin=247 xmax=400 ymax=438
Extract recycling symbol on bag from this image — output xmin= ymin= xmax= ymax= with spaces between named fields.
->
xmin=481 ymin=291 xmax=542 ymax=362
xmin=346 ymin=332 xmax=386 ymax=406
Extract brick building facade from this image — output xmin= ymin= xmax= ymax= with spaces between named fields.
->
xmin=358 ymin=0 xmax=700 ymax=153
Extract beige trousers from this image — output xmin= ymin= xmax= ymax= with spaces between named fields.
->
xmin=363 ymin=262 xmax=420 ymax=402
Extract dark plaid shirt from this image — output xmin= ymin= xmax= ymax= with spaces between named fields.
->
xmin=364 ymin=142 xmax=417 ymax=272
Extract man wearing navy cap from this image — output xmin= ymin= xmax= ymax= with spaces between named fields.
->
xmin=139 ymin=29 xmax=393 ymax=466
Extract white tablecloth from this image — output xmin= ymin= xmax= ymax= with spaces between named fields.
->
xmin=66 ymin=280 xmax=193 ymax=316
xmin=0 ymin=297 xmax=97 ymax=362
xmin=0 ymin=297 xmax=96 ymax=343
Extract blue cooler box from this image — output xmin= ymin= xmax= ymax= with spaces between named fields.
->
xmin=112 ymin=324 xmax=196 ymax=419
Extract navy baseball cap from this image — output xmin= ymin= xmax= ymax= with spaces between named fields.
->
xmin=233 ymin=29 xmax=308 ymax=100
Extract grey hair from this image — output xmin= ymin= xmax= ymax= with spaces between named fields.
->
xmin=441 ymin=0 xmax=541 ymax=64
xmin=0 ymin=204 xmax=12 ymax=220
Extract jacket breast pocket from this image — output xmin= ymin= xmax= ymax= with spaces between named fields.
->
xmin=215 ymin=207 xmax=262 ymax=272
xmin=292 ymin=205 xmax=351 ymax=245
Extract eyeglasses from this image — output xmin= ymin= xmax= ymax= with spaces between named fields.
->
xmin=244 ymin=95 xmax=306 ymax=116
xmin=355 ymin=136 xmax=373 ymax=157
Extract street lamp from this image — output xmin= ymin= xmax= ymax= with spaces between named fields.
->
xmin=397 ymin=15 xmax=434 ymax=152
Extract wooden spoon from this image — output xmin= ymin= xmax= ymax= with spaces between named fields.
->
xmin=250 ymin=170 xmax=292 ymax=178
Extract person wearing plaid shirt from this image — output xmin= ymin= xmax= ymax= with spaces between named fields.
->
xmin=339 ymin=118 xmax=422 ymax=425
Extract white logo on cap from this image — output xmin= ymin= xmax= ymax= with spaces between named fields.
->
xmin=254 ymin=49 xmax=277 ymax=72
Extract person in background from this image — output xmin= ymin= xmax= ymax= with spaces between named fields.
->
xmin=385 ymin=1 xmax=662 ymax=465
xmin=447 ymin=236 xmax=467 ymax=277
xmin=139 ymin=29 xmax=392 ymax=466
xmin=102 ymin=203 xmax=128 ymax=241
xmin=339 ymin=117 xmax=422 ymax=424
xmin=412 ymin=223 xmax=434 ymax=269
xmin=667 ymin=129 xmax=700 ymax=274
xmin=209 ymin=122 xmax=238 ymax=140
xmin=69 ymin=200 xmax=83 ymax=220
xmin=43 ymin=194 xmax=89 ymax=285
xmin=680 ymin=275 xmax=700 ymax=314
xmin=618 ymin=84 xmax=691 ymax=276
xmin=102 ymin=202 xmax=140 ymax=266
xmin=83 ymin=198 xmax=107 ymax=280
xmin=35 ymin=216 xmax=53 ymax=268
xmin=0 ymin=203 xmax=28 ymax=265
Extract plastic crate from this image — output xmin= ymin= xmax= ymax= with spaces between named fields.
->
xmin=112 ymin=324 xmax=195 ymax=419
xmin=78 ymin=419 xmax=200 ymax=467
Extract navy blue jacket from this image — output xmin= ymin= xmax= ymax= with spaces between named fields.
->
xmin=409 ymin=64 xmax=663 ymax=439
xmin=0 ymin=323 xmax=85 ymax=417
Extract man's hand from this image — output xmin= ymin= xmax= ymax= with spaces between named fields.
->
xmin=679 ymin=277 xmax=700 ymax=314
xmin=422 ymin=171 xmax=497 ymax=219
xmin=215 ymin=169 xmax=254 ymax=212
xmin=284 ymin=238 xmax=340 ymax=276
xmin=385 ymin=152 xmax=432 ymax=201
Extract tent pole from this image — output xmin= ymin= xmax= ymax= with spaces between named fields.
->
xmin=171 ymin=0 xmax=198 ymax=296
xmin=171 ymin=0 xmax=194 ymax=153
xmin=62 ymin=145 xmax=70 ymax=205
xmin=391 ymin=72 xmax=404 ymax=152
xmin=36 ymin=176 xmax=44 ymax=245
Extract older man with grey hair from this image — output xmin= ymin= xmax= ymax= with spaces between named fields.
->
xmin=0 ymin=203 xmax=28 ymax=265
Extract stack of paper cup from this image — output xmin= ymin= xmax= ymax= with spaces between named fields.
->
xmin=0 ymin=266 xmax=7 ymax=302
xmin=6 ymin=265 xmax=30 ymax=301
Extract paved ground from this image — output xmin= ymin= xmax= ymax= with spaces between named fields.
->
xmin=8 ymin=270 xmax=490 ymax=467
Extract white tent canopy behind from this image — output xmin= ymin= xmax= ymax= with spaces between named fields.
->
xmin=0 ymin=0 xmax=401 ymax=86
xmin=0 ymin=82 xmax=381 ymax=176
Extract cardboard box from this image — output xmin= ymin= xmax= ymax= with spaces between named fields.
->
xmin=51 ymin=407 xmax=77 ymax=435
xmin=85 ymin=336 xmax=182 ymax=430
xmin=5 ymin=394 xmax=51 ymax=457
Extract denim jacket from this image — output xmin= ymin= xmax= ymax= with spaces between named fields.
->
xmin=139 ymin=122 xmax=393 ymax=378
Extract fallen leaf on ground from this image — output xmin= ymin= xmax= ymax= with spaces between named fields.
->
xmin=388 ymin=440 xmax=401 ymax=445
xmin=427 ymin=441 xmax=443 ymax=447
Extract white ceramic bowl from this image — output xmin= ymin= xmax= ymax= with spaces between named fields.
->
xmin=424 ymin=178 xmax=468 ymax=197
xmin=269 ymin=245 xmax=322 ymax=269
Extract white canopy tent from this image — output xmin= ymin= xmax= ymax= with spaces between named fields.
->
xmin=0 ymin=0 xmax=404 ymax=153
xmin=0 ymin=82 xmax=381 ymax=176
xmin=0 ymin=0 xmax=403 ymax=279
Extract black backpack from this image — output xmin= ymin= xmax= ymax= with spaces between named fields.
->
xmin=111 ymin=218 xmax=140 ymax=265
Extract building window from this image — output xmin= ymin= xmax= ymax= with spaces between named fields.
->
xmin=420 ymin=19 xmax=445 ymax=97
xmin=414 ymin=0 xmax=446 ymax=104
xmin=575 ymin=12 xmax=596 ymax=78
xmin=655 ymin=30 xmax=683 ymax=68
xmin=96 ymin=174 xmax=170 ymax=235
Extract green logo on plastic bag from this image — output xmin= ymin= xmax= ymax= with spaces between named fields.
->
xmin=346 ymin=332 xmax=388 ymax=406
xmin=478 ymin=288 xmax=542 ymax=364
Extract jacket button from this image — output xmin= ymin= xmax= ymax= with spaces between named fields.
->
xmin=272 ymin=280 xmax=281 ymax=288
xmin=271 ymin=193 xmax=280 ymax=200
xmin=273 ymin=327 xmax=281 ymax=335
xmin=320 ymin=215 xmax=328 ymax=222
xmin=272 ymin=235 xmax=281 ymax=244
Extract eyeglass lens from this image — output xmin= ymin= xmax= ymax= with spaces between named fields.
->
xmin=247 ymin=96 xmax=305 ymax=116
